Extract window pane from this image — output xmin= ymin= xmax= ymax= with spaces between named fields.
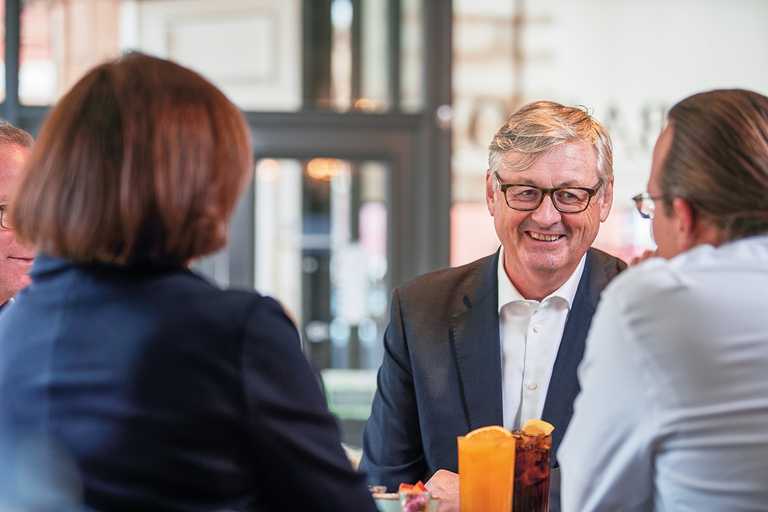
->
xmin=255 ymin=157 xmax=389 ymax=448
xmin=20 ymin=0 xmax=119 ymax=105
xmin=400 ymin=0 xmax=424 ymax=112
xmin=18 ymin=0 xmax=424 ymax=113
xmin=255 ymin=157 xmax=389 ymax=370
xmin=356 ymin=0 xmax=424 ymax=112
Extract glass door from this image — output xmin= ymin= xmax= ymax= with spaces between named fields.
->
xmin=254 ymin=157 xmax=390 ymax=372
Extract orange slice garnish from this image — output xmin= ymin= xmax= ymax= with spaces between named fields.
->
xmin=399 ymin=481 xmax=427 ymax=494
xmin=521 ymin=419 xmax=555 ymax=436
xmin=465 ymin=425 xmax=512 ymax=440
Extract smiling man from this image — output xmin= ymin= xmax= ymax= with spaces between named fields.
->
xmin=361 ymin=101 xmax=626 ymax=510
xmin=0 ymin=121 xmax=34 ymax=310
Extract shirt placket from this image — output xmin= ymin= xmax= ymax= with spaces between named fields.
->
xmin=521 ymin=300 xmax=550 ymax=424
xmin=502 ymin=301 xmax=533 ymax=430
xmin=509 ymin=301 xmax=534 ymax=427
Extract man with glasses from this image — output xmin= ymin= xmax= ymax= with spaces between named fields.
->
xmin=559 ymin=89 xmax=768 ymax=510
xmin=0 ymin=121 xmax=34 ymax=311
xmin=361 ymin=101 xmax=625 ymax=510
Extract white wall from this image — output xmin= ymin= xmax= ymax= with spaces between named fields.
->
xmin=451 ymin=0 xmax=768 ymax=264
xmin=525 ymin=0 xmax=768 ymax=196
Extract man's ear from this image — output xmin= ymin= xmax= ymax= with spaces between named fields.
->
xmin=671 ymin=197 xmax=697 ymax=252
xmin=598 ymin=179 xmax=614 ymax=222
xmin=485 ymin=170 xmax=496 ymax=216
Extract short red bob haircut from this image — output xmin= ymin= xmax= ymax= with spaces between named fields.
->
xmin=13 ymin=52 xmax=253 ymax=266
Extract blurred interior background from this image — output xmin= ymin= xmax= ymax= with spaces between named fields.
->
xmin=2 ymin=0 xmax=767 ymax=448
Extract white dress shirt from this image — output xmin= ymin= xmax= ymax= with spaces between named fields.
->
xmin=498 ymin=248 xmax=585 ymax=430
xmin=559 ymin=235 xmax=768 ymax=511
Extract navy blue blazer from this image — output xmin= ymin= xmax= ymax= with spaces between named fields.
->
xmin=0 ymin=255 xmax=376 ymax=512
xmin=360 ymin=248 xmax=625 ymax=491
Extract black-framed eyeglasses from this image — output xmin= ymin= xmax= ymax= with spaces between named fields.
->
xmin=493 ymin=172 xmax=603 ymax=213
xmin=631 ymin=192 xmax=666 ymax=219
xmin=0 ymin=205 xmax=11 ymax=230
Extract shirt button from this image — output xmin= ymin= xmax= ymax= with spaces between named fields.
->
xmin=527 ymin=383 xmax=538 ymax=391
xmin=532 ymin=325 xmax=540 ymax=334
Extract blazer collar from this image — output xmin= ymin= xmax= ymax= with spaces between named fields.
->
xmin=449 ymin=249 xmax=503 ymax=431
xmin=29 ymin=253 xmax=186 ymax=279
xmin=29 ymin=253 xmax=69 ymax=277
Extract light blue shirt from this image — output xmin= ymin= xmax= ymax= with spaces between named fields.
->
xmin=559 ymin=235 xmax=768 ymax=511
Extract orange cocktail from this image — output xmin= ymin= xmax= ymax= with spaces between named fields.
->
xmin=458 ymin=426 xmax=516 ymax=512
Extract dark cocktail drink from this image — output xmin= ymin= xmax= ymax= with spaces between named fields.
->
xmin=511 ymin=429 xmax=551 ymax=512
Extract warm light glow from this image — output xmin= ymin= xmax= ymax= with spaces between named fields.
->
xmin=306 ymin=158 xmax=343 ymax=181
xmin=256 ymin=158 xmax=280 ymax=183
xmin=353 ymin=98 xmax=383 ymax=112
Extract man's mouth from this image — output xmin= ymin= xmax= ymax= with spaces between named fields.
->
xmin=7 ymin=256 xmax=33 ymax=263
xmin=525 ymin=231 xmax=565 ymax=242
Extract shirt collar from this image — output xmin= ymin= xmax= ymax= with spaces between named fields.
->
xmin=497 ymin=247 xmax=586 ymax=312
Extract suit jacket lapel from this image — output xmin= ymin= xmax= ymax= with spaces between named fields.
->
xmin=449 ymin=251 xmax=503 ymax=431
xmin=448 ymin=248 xmax=622 ymax=445
xmin=542 ymin=249 xmax=614 ymax=461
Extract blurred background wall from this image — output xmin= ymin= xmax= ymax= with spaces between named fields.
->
xmin=3 ymin=0 xmax=766 ymax=447
xmin=451 ymin=0 xmax=768 ymax=265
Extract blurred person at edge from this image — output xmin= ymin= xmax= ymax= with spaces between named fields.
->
xmin=361 ymin=101 xmax=626 ymax=512
xmin=0 ymin=53 xmax=377 ymax=512
xmin=0 ymin=121 xmax=34 ymax=310
xmin=560 ymin=89 xmax=768 ymax=510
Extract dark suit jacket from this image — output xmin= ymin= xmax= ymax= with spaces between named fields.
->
xmin=360 ymin=248 xmax=625 ymax=491
xmin=0 ymin=255 xmax=376 ymax=512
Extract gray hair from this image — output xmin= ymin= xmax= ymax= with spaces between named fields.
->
xmin=488 ymin=100 xmax=613 ymax=181
xmin=0 ymin=120 xmax=33 ymax=149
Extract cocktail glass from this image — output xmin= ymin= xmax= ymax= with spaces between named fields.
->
xmin=511 ymin=430 xmax=552 ymax=512
xmin=457 ymin=434 xmax=516 ymax=512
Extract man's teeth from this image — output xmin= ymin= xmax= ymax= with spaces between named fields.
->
xmin=528 ymin=232 xmax=562 ymax=241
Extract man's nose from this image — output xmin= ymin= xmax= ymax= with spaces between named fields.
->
xmin=529 ymin=193 xmax=562 ymax=226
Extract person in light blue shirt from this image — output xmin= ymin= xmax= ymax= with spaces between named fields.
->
xmin=559 ymin=89 xmax=768 ymax=511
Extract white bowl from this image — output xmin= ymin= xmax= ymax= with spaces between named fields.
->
xmin=373 ymin=492 xmax=440 ymax=512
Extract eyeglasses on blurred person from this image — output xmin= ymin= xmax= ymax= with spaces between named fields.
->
xmin=630 ymin=191 xmax=667 ymax=219
xmin=0 ymin=204 xmax=11 ymax=230
xmin=0 ymin=52 xmax=377 ymax=512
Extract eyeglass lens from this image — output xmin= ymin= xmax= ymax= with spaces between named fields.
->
xmin=504 ymin=186 xmax=592 ymax=212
